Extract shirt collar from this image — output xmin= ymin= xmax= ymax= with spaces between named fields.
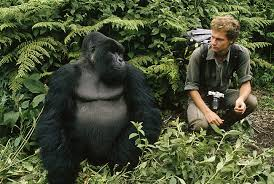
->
xmin=206 ymin=44 xmax=231 ymax=62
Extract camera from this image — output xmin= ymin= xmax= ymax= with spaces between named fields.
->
xmin=207 ymin=91 xmax=224 ymax=110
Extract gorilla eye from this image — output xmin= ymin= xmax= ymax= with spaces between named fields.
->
xmin=91 ymin=46 xmax=95 ymax=52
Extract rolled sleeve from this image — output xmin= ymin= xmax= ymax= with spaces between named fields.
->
xmin=236 ymin=46 xmax=253 ymax=84
xmin=184 ymin=47 xmax=202 ymax=91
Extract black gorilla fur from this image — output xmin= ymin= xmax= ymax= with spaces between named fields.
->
xmin=36 ymin=32 xmax=162 ymax=184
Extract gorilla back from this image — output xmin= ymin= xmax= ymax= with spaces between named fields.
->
xmin=36 ymin=32 xmax=162 ymax=184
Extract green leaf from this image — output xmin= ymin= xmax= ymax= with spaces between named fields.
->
xmin=14 ymin=136 xmax=21 ymax=147
xmin=139 ymin=129 xmax=145 ymax=136
xmin=128 ymin=52 xmax=134 ymax=59
xmin=138 ymin=161 xmax=147 ymax=169
xmin=32 ymin=94 xmax=45 ymax=108
xmin=169 ymin=177 xmax=177 ymax=184
xmin=23 ymin=79 xmax=46 ymax=94
xmin=129 ymin=133 xmax=138 ymax=139
xmin=235 ymin=139 xmax=241 ymax=149
xmin=3 ymin=111 xmax=19 ymax=127
xmin=176 ymin=177 xmax=186 ymax=184
xmin=225 ymin=130 xmax=242 ymax=136
xmin=199 ymin=156 xmax=216 ymax=163
xmin=23 ymin=162 xmax=33 ymax=171
xmin=267 ymin=172 xmax=274 ymax=184
xmin=210 ymin=124 xmax=223 ymax=135
xmin=151 ymin=28 xmax=159 ymax=35
xmin=21 ymin=100 xmax=30 ymax=109
xmin=216 ymin=160 xmax=224 ymax=172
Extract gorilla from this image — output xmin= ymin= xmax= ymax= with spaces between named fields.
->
xmin=36 ymin=32 xmax=162 ymax=184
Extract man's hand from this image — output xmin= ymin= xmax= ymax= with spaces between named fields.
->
xmin=234 ymin=98 xmax=246 ymax=114
xmin=204 ymin=110 xmax=224 ymax=126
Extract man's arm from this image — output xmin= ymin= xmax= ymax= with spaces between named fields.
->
xmin=189 ymin=90 xmax=224 ymax=126
xmin=234 ymin=81 xmax=251 ymax=114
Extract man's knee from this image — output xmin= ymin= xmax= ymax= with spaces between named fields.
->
xmin=246 ymin=94 xmax=258 ymax=112
xmin=189 ymin=119 xmax=209 ymax=131
xmin=187 ymin=101 xmax=209 ymax=131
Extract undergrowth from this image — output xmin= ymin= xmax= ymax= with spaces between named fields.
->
xmin=0 ymin=119 xmax=273 ymax=184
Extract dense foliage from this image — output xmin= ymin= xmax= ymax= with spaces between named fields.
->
xmin=0 ymin=0 xmax=273 ymax=183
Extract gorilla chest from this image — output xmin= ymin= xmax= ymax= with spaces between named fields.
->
xmin=75 ymin=98 xmax=128 ymax=128
xmin=74 ymin=72 xmax=128 ymax=136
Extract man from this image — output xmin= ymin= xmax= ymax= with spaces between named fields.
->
xmin=184 ymin=15 xmax=257 ymax=131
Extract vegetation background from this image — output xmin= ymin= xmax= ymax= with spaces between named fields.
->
xmin=0 ymin=0 xmax=273 ymax=183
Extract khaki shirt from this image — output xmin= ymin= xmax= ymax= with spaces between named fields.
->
xmin=184 ymin=44 xmax=252 ymax=93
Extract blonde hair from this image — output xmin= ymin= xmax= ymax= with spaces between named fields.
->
xmin=211 ymin=15 xmax=240 ymax=43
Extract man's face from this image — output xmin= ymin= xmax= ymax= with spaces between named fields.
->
xmin=210 ymin=29 xmax=231 ymax=53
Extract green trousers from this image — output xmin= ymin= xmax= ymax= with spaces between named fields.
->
xmin=187 ymin=89 xmax=258 ymax=131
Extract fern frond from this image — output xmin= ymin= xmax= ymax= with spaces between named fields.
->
xmin=32 ymin=21 xmax=66 ymax=32
xmin=217 ymin=11 xmax=240 ymax=17
xmin=243 ymin=42 xmax=272 ymax=51
xmin=252 ymin=57 xmax=274 ymax=70
xmin=128 ymin=55 xmax=155 ymax=67
xmin=163 ymin=20 xmax=187 ymax=32
xmin=0 ymin=36 xmax=13 ymax=48
xmin=109 ymin=16 xmax=145 ymax=30
xmin=65 ymin=16 xmax=146 ymax=44
xmin=0 ymin=53 xmax=14 ymax=67
xmin=68 ymin=51 xmax=80 ymax=60
xmin=5 ymin=32 xmax=33 ymax=43
xmin=8 ymin=37 xmax=62 ymax=92
xmin=0 ymin=7 xmax=22 ymax=21
xmin=241 ymin=17 xmax=273 ymax=28
xmin=0 ymin=23 xmax=17 ymax=31
xmin=146 ymin=57 xmax=180 ymax=91
xmin=9 ymin=76 xmax=24 ymax=94
xmin=222 ymin=5 xmax=250 ymax=14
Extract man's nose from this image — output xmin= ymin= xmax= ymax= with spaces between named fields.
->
xmin=211 ymin=38 xmax=216 ymax=45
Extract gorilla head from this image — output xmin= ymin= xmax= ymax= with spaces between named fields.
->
xmin=81 ymin=32 xmax=127 ymax=84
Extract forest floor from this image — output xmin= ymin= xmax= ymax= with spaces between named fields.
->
xmin=249 ymin=89 xmax=274 ymax=148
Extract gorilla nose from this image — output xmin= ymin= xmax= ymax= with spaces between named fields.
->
xmin=118 ymin=58 xmax=125 ymax=65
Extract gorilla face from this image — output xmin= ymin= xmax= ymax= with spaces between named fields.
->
xmin=94 ymin=39 xmax=127 ymax=84
xmin=81 ymin=32 xmax=127 ymax=84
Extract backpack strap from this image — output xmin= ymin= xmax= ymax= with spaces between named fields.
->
xmin=199 ymin=43 xmax=209 ymax=91
xmin=229 ymin=44 xmax=240 ymax=70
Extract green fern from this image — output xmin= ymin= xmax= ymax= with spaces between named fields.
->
xmin=252 ymin=57 xmax=274 ymax=70
xmin=164 ymin=19 xmax=187 ymax=32
xmin=0 ymin=7 xmax=22 ymax=21
xmin=241 ymin=41 xmax=272 ymax=51
xmin=241 ymin=17 xmax=273 ymax=28
xmin=0 ymin=23 xmax=17 ymax=31
xmin=146 ymin=57 xmax=180 ymax=91
xmin=222 ymin=4 xmax=250 ymax=14
xmin=65 ymin=16 xmax=146 ymax=44
xmin=0 ymin=53 xmax=14 ymax=66
xmin=9 ymin=75 xmax=24 ymax=94
xmin=1 ymin=37 xmax=64 ymax=93
xmin=0 ymin=36 xmax=13 ymax=48
xmin=32 ymin=22 xmax=66 ymax=32
xmin=128 ymin=55 xmax=155 ymax=67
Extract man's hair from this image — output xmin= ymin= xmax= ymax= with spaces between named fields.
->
xmin=210 ymin=15 xmax=240 ymax=43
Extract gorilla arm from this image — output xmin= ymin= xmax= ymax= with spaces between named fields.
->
xmin=36 ymin=64 xmax=80 ymax=171
xmin=109 ymin=65 xmax=162 ymax=168
xmin=125 ymin=65 xmax=162 ymax=143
